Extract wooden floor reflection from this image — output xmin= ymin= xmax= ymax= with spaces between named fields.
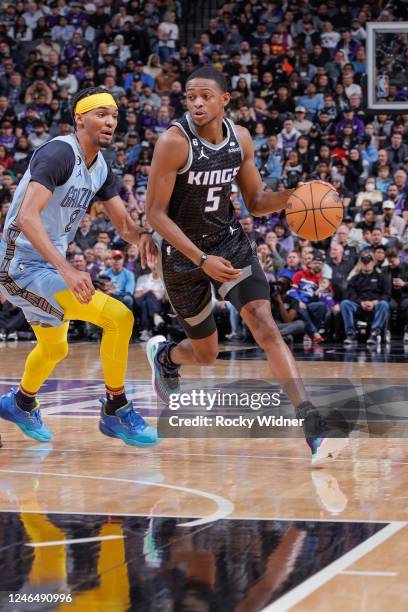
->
xmin=0 ymin=342 xmax=407 ymax=611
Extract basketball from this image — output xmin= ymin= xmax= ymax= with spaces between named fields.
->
xmin=285 ymin=181 xmax=344 ymax=241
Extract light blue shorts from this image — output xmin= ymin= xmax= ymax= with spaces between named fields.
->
xmin=0 ymin=255 xmax=68 ymax=327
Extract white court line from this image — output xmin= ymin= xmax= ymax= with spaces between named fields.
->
xmin=339 ymin=570 xmax=398 ymax=576
xmin=261 ymin=521 xmax=407 ymax=611
xmin=26 ymin=535 xmax=125 ymax=548
xmin=0 ymin=468 xmax=234 ymax=528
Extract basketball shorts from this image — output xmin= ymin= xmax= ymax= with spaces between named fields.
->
xmin=154 ymin=222 xmax=270 ymax=339
xmin=0 ymin=249 xmax=67 ymax=327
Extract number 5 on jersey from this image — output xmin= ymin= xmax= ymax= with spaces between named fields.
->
xmin=204 ymin=187 xmax=222 ymax=212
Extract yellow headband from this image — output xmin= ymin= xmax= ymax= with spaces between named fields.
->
xmin=75 ymin=93 xmax=118 ymax=114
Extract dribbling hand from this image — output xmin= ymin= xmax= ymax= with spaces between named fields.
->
xmin=201 ymin=255 xmax=241 ymax=283
xmin=62 ymin=267 xmax=95 ymax=304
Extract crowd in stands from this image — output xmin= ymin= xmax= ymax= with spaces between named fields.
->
xmin=0 ymin=0 xmax=408 ymax=348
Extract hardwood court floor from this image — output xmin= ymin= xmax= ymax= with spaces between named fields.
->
xmin=0 ymin=342 xmax=407 ymax=611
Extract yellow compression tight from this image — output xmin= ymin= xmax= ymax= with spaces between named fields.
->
xmin=21 ymin=290 xmax=134 ymax=395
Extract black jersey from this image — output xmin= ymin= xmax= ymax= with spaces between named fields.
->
xmin=168 ymin=112 xmax=243 ymax=240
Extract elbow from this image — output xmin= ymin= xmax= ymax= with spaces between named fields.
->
xmin=15 ymin=212 xmax=29 ymax=231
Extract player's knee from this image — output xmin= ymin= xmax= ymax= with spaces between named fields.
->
xmin=194 ymin=349 xmax=218 ymax=365
xmin=253 ymin=319 xmax=281 ymax=348
xmin=118 ymin=302 xmax=134 ymax=331
xmin=39 ymin=340 xmax=69 ymax=363
xmin=103 ymin=297 xmax=134 ymax=334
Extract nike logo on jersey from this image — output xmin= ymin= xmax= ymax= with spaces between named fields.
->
xmin=197 ymin=147 xmax=209 ymax=160
xmin=187 ymin=166 xmax=240 ymax=186
xmin=229 ymin=226 xmax=239 ymax=235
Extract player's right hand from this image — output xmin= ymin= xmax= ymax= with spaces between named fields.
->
xmin=201 ymin=256 xmax=241 ymax=283
xmin=62 ymin=267 xmax=95 ymax=304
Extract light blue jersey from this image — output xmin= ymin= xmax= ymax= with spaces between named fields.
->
xmin=0 ymin=135 xmax=118 ymax=326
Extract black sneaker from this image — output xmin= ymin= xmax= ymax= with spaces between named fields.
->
xmin=297 ymin=403 xmax=349 ymax=467
xmin=366 ymin=330 xmax=380 ymax=346
xmin=343 ymin=333 xmax=356 ymax=346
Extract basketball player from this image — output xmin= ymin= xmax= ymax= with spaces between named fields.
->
xmin=145 ymin=67 xmax=348 ymax=465
xmin=0 ymin=87 xmax=157 ymax=447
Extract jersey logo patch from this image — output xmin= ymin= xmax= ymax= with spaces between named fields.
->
xmin=192 ymin=138 xmax=199 ymax=146
xmin=229 ymin=226 xmax=239 ymax=235
xmin=77 ymin=155 xmax=81 ymax=165
xmin=197 ymin=146 xmax=209 ymax=160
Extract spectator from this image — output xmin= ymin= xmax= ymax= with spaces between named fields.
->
xmin=277 ymin=251 xmax=301 ymax=280
xmin=355 ymin=177 xmax=383 ymax=209
xmin=256 ymin=243 xmax=279 ymax=278
xmin=104 ymin=250 xmax=136 ymax=311
xmin=293 ymin=106 xmax=313 ymax=136
xmin=270 ymin=276 xmax=305 ymax=344
xmin=341 ymin=252 xmax=390 ymax=346
xmin=376 ymin=201 xmax=405 ymax=239
xmin=74 ymin=214 xmax=98 ymax=252
xmin=327 ymin=244 xmax=355 ymax=300
xmin=124 ymin=244 xmax=143 ymax=278
xmin=255 ymin=144 xmax=281 ymax=188
xmin=134 ymin=266 xmax=167 ymax=341
xmin=386 ymin=248 xmax=408 ymax=343
xmin=27 ymin=120 xmax=51 ymax=150
xmin=298 ymin=83 xmax=324 ymax=120
xmin=241 ymin=215 xmax=261 ymax=242
xmin=332 ymin=225 xmax=358 ymax=265
xmin=291 ymin=251 xmax=328 ymax=343
xmin=387 ymin=133 xmax=408 ymax=172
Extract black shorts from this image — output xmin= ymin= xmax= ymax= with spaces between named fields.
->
xmin=154 ymin=223 xmax=270 ymax=339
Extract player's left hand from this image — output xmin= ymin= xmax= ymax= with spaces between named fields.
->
xmin=140 ymin=233 xmax=157 ymax=269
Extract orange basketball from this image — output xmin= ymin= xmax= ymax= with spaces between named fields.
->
xmin=285 ymin=181 xmax=344 ymax=241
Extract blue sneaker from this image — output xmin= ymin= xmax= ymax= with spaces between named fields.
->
xmin=99 ymin=399 xmax=158 ymax=446
xmin=0 ymin=388 xmax=52 ymax=442
xmin=146 ymin=335 xmax=180 ymax=403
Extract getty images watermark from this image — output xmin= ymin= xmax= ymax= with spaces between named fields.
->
xmin=157 ymin=377 xmax=408 ymax=439
xmin=158 ymin=386 xmax=305 ymax=437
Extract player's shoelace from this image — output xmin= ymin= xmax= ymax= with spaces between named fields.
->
xmin=30 ymin=409 xmax=43 ymax=426
xmin=120 ymin=408 xmax=148 ymax=432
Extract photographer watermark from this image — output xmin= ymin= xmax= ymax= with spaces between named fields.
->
xmin=156 ymin=377 xmax=408 ymax=439
xmin=168 ymin=413 xmax=304 ymax=429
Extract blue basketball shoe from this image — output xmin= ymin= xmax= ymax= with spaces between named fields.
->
xmin=0 ymin=388 xmax=52 ymax=442
xmin=99 ymin=399 xmax=158 ymax=446
xmin=298 ymin=403 xmax=349 ymax=467
xmin=146 ymin=335 xmax=181 ymax=403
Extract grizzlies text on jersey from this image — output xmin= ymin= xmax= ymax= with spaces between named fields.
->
xmin=0 ymin=135 xmax=118 ymax=326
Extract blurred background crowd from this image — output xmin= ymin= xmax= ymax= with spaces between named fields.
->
xmin=0 ymin=0 xmax=408 ymax=348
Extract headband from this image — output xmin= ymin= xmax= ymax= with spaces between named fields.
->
xmin=75 ymin=93 xmax=117 ymax=114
